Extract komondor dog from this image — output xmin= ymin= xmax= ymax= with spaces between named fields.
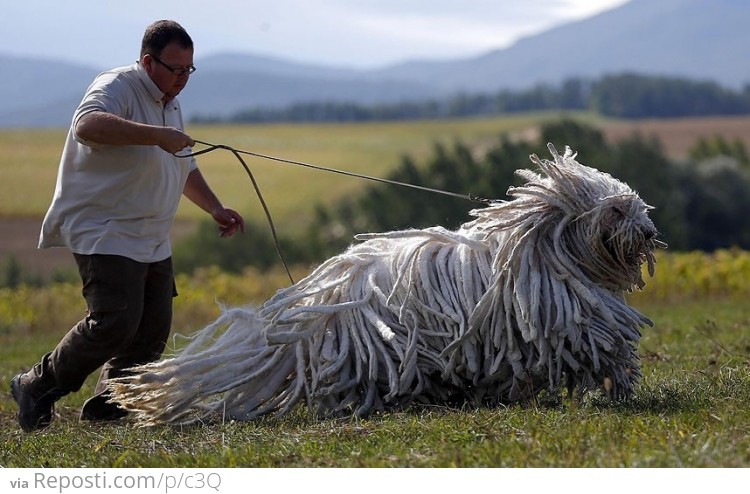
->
xmin=108 ymin=143 xmax=664 ymax=425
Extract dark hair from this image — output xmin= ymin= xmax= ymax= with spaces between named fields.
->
xmin=140 ymin=20 xmax=193 ymax=57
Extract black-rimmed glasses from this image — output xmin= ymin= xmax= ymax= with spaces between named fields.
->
xmin=149 ymin=54 xmax=196 ymax=76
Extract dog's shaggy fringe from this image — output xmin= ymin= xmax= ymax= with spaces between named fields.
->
xmin=109 ymin=143 xmax=663 ymax=425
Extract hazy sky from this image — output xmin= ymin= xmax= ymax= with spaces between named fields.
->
xmin=3 ymin=0 xmax=628 ymax=69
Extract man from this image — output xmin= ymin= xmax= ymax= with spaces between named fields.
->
xmin=10 ymin=20 xmax=245 ymax=431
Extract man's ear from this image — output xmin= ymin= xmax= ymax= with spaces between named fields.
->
xmin=141 ymin=54 xmax=154 ymax=75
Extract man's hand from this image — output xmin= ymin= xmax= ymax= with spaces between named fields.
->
xmin=212 ymin=207 xmax=245 ymax=237
xmin=157 ymin=127 xmax=195 ymax=154
xmin=183 ymin=169 xmax=244 ymax=236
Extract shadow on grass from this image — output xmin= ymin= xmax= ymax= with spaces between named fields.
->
xmin=588 ymin=385 xmax=704 ymax=415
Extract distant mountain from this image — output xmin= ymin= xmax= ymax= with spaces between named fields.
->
xmin=371 ymin=0 xmax=750 ymax=93
xmin=0 ymin=56 xmax=98 ymax=127
xmin=180 ymin=65 xmax=441 ymax=119
xmin=193 ymin=52 xmax=361 ymax=79
xmin=1 ymin=0 xmax=748 ymax=127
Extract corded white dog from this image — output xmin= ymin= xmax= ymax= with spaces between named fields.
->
xmin=108 ymin=143 xmax=665 ymax=425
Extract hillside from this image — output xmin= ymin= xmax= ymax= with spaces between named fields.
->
xmin=373 ymin=0 xmax=750 ymax=92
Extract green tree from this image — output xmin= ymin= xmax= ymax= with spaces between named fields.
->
xmin=689 ymin=136 xmax=749 ymax=168
xmin=681 ymin=157 xmax=750 ymax=250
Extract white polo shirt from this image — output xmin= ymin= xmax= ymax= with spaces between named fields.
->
xmin=39 ymin=62 xmax=198 ymax=263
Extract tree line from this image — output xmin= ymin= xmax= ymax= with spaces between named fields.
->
xmin=192 ymin=73 xmax=750 ymax=124
xmin=173 ymin=119 xmax=750 ymax=275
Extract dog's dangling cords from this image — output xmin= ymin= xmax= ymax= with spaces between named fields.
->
xmin=175 ymin=142 xmax=296 ymax=284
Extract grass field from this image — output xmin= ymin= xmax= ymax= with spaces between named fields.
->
xmin=1 ymin=252 xmax=749 ymax=468
xmin=1 ymin=299 xmax=748 ymax=468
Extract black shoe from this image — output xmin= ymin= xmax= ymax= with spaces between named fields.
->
xmin=80 ymin=393 xmax=128 ymax=422
xmin=10 ymin=373 xmax=64 ymax=432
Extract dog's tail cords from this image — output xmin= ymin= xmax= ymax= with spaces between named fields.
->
xmin=176 ymin=139 xmax=494 ymax=284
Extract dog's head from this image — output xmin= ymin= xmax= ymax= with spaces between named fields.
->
xmin=471 ymin=143 xmax=665 ymax=292
xmin=536 ymin=144 xmax=666 ymax=292
xmin=584 ymin=192 xmax=664 ymax=291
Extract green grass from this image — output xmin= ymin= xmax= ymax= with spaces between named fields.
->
xmin=1 ymin=296 xmax=749 ymax=468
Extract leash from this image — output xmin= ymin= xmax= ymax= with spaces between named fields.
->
xmin=188 ymin=140 xmax=493 ymax=204
xmin=176 ymin=139 xmax=495 ymax=284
